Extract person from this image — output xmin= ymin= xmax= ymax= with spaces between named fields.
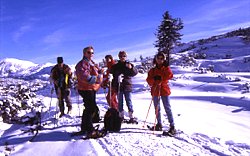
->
xmin=146 ymin=52 xmax=176 ymax=135
xmin=74 ymin=46 xmax=103 ymax=136
xmin=101 ymin=55 xmax=118 ymax=110
xmin=110 ymin=51 xmax=138 ymax=123
xmin=50 ymin=57 xmax=73 ymax=117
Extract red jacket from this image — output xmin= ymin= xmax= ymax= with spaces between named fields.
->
xmin=75 ymin=57 xmax=103 ymax=91
xmin=146 ymin=65 xmax=173 ymax=96
xmin=102 ymin=60 xmax=116 ymax=86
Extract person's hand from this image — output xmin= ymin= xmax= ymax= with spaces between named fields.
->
xmin=54 ymin=80 xmax=58 ymax=86
xmin=98 ymin=68 xmax=104 ymax=74
xmin=125 ymin=62 xmax=132 ymax=69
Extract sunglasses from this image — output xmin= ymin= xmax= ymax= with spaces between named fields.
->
xmin=119 ymin=55 xmax=126 ymax=58
xmin=157 ymin=57 xmax=164 ymax=60
xmin=87 ymin=51 xmax=94 ymax=54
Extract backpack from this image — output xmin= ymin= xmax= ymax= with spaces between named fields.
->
xmin=104 ymin=108 xmax=122 ymax=132
xmin=51 ymin=64 xmax=72 ymax=88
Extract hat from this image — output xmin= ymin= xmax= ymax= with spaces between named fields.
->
xmin=57 ymin=57 xmax=63 ymax=64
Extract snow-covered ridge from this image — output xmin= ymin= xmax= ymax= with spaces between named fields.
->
xmin=0 ymin=58 xmax=54 ymax=79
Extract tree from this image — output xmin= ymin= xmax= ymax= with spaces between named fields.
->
xmin=140 ymin=55 xmax=143 ymax=61
xmin=155 ymin=11 xmax=183 ymax=66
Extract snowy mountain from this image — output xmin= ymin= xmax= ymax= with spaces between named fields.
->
xmin=0 ymin=28 xmax=250 ymax=156
xmin=0 ymin=58 xmax=54 ymax=79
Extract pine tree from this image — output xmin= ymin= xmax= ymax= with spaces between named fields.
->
xmin=155 ymin=11 xmax=183 ymax=66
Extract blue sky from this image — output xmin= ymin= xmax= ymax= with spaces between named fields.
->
xmin=0 ymin=0 xmax=249 ymax=65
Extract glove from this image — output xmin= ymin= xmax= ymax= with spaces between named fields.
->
xmin=98 ymin=68 xmax=104 ymax=74
xmin=154 ymin=75 xmax=161 ymax=81
xmin=108 ymin=74 xmax=113 ymax=81
xmin=118 ymin=74 xmax=124 ymax=83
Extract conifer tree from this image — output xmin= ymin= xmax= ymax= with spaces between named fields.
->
xmin=155 ymin=11 xmax=183 ymax=65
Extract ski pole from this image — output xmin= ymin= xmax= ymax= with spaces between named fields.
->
xmin=109 ymin=81 xmax=112 ymax=108
xmin=142 ymin=84 xmax=159 ymax=128
xmin=103 ymin=87 xmax=107 ymax=104
xmin=76 ymin=88 xmax=81 ymax=118
xmin=142 ymin=97 xmax=153 ymax=128
xmin=48 ymin=87 xmax=54 ymax=120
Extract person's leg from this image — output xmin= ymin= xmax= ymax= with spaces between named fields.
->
xmin=118 ymin=91 xmax=124 ymax=118
xmin=110 ymin=87 xmax=119 ymax=111
xmin=56 ymin=87 xmax=64 ymax=116
xmin=124 ymin=91 xmax=133 ymax=118
xmin=106 ymin=88 xmax=111 ymax=106
xmin=161 ymin=96 xmax=174 ymax=127
xmin=78 ymin=90 xmax=96 ymax=133
xmin=153 ymin=96 xmax=162 ymax=125
xmin=64 ymin=88 xmax=72 ymax=113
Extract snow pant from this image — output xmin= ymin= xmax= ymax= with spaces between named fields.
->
xmin=106 ymin=87 xmax=118 ymax=111
xmin=153 ymin=96 xmax=174 ymax=127
xmin=55 ymin=86 xmax=72 ymax=114
xmin=118 ymin=90 xmax=133 ymax=113
xmin=78 ymin=90 xmax=96 ymax=133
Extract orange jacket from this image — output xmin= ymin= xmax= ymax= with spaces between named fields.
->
xmin=75 ymin=57 xmax=103 ymax=91
xmin=146 ymin=65 xmax=173 ymax=96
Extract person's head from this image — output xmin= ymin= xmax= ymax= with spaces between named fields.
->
xmin=153 ymin=52 xmax=167 ymax=66
xmin=105 ymin=55 xmax=113 ymax=63
xmin=83 ymin=46 xmax=94 ymax=60
xmin=118 ymin=51 xmax=127 ymax=62
xmin=57 ymin=57 xmax=63 ymax=64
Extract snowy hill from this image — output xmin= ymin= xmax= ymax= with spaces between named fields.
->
xmin=0 ymin=28 xmax=250 ymax=156
xmin=172 ymin=34 xmax=250 ymax=72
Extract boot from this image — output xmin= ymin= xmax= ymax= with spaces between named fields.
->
xmin=67 ymin=106 xmax=72 ymax=114
xmin=163 ymin=125 xmax=176 ymax=136
xmin=127 ymin=118 xmax=138 ymax=124
xmin=119 ymin=111 xmax=124 ymax=120
xmin=128 ymin=111 xmax=133 ymax=119
xmin=59 ymin=112 xmax=65 ymax=118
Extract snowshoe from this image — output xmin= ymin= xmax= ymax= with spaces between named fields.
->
xmin=124 ymin=118 xmax=138 ymax=124
xmin=82 ymin=125 xmax=107 ymax=140
xmin=147 ymin=123 xmax=162 ymax=131
xmin=83 ymin=130 xmax=107 ymax=140
xmin=71 ymin=131 xmax=86 ymax=137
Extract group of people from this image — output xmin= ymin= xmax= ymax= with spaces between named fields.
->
xmin=50 ymin=45 xmax=176 ymax=137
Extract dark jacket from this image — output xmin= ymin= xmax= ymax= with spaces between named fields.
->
xmin=110 ymin=61 xmax=138 ymax=92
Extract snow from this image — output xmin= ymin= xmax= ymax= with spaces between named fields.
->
xmin=0 ymin=34 xmax=250 ymax=155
